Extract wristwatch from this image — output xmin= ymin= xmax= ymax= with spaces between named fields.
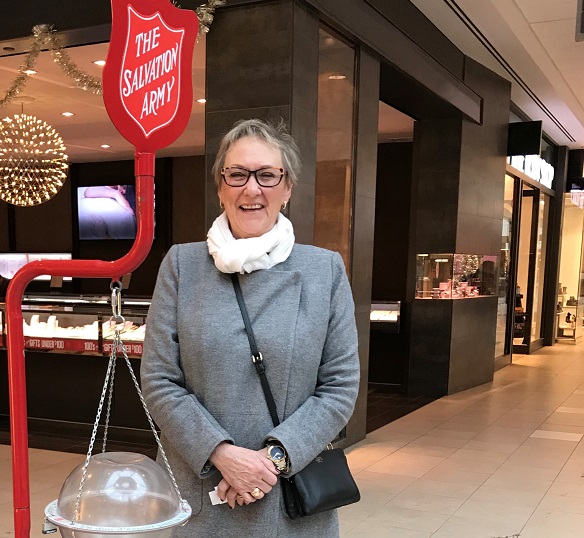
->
xmin=266 ymin=443 xmax=288 ymax=472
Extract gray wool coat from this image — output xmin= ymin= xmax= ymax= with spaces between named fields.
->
xmin=140 ymin=242 xmax=360 ymax=538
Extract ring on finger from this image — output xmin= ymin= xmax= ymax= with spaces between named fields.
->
xmin=250 ymin=487 xmax=262 ymax=499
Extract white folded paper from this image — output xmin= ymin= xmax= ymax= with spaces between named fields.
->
xmin=209 ymin=486 xmax=227 ymax=506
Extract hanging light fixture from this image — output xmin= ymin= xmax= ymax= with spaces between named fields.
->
xmin=0 ymin=113 xmax=68 ymax=206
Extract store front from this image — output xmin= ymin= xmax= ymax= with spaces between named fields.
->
xmin=556 ymin=190 xmax=584 ymax=343
xmin=501 ymin=134 xmax=562 ymax=357
xmin=0 ymin=0 xmax=533 ymax=447
xmin=509 ymin=174 xmax=552 ymax=354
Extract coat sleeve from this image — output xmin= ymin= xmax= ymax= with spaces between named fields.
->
xmin=264 ymin=251 xmax=360 ymax=474
xmin=140 ymin=244 xmax=234 ymax=478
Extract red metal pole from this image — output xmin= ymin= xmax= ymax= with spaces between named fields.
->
xmin=8 ymin=151 xmax=155 ymax=538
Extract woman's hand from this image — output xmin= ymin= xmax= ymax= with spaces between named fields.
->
xmin=218 ymin=480 xmax=259 ymax=508
xmin=211 ymin=444 xmax=278 ymax=507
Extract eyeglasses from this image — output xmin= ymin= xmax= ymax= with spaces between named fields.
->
xmin=221 ymin=166 xmax=285 ymax=188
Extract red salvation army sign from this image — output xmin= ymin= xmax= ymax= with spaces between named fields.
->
xmin=103 ymin=0 xmax=198 ymax=152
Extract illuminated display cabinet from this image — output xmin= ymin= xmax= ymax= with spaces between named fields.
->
xmin=415 ymin=254 xmax=497 ymax=299
xmin=0 ymin=294 xmax=149 ymax=356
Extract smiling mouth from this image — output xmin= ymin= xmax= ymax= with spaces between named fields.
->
xmin=240 ymin=204 xmax=264 ymax=211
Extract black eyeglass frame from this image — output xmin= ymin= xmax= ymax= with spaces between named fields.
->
xmin=221 ymin=166 xmax=286 ymax=188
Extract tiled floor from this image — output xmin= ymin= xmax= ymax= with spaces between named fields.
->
xmin=366 ymin=387 xmax=436 ymax=433
xmin=342 ymin=342 xmax=584 ymax=537
xmin=3 ymin=342 xmax=584 ymax=536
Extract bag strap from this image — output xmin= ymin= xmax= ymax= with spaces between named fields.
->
xmin=231 ymin=273 xmax=281 ymax=428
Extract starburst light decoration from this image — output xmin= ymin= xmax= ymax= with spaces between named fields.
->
xmin=0 ymin=114 xmax=68 ymax=206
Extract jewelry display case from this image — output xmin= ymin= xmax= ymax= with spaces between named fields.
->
xmin=0 ymin=294 xmax=150 ymax=357
xmin=415 ymin=254 xmax=497 ymax=299
xmin=370 ymin=302 xmax=401 ymax=334
xmin=369 ymin=301 xmax=402 ymax=388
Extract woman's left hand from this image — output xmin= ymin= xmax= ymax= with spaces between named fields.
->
xmin=210 ymin=443 xmax=278 ymax=501
xmin=218 ymin=478 xmax=266 ymax=508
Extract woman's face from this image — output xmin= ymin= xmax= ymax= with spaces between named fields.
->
xmin=219 ymin=136 xmax=291 ymax=239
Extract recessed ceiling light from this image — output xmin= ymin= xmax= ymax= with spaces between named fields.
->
xmin=93 ymin=60 xmax=106 ymax=66
xmin=328 ymin=75 xmax=346 ymax=80
xmin=196 ymin=98 xmax=206 ymax=103
xmin=101 ymin=144 xmax=111 ymax=149
xmin=24 ymin=69 xmax=37 ymax=75
xmin=61 ymin=112 xmax=75 ymax=117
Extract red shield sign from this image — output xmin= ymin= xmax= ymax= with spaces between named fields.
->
xmin=103 ymin=0 xmax=198 ymax=152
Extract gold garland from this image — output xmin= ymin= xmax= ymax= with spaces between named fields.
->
xmin=39 ymin=25 xmax=103 ymax=95
xmin=0 ymin=0 xmax=226 ymax=107
xmin=196 ymin=0 xmax=226 ymax=36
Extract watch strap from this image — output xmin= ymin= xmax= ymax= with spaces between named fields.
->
xmin=267 ymin=443 xmax=288 ymax=471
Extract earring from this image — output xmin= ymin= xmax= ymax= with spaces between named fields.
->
xmin=282 ymin=201 xmax=288 ymax=210
xmin=219 ymin=201 xmax=224 ymax=210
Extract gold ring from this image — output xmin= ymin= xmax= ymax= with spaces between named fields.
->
xmin=250 ymin=487 xmax=262 ymax=498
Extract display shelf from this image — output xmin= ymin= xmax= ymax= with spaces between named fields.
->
xmin=415 ymin=253 xmax=496 ymax=299
xmin=0 ymin=294 xmax=149 ymax=357
xmin=556 ymin=311 xmax=581 ymax=342
xmin=370 ymin=302 xmax=400 ymax=334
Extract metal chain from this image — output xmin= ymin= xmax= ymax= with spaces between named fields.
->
xmin=72 ymin=351 xmax=116 ymax=522
xmin=71 ymin=282 xmax=187 ymax=524
xmin=113 ymin=330 xmax=187 ymax=505
xmin=71 ymin=281 xmax=124 ymax=522
xmin=102 ymin=355 xmax=116 ymax=453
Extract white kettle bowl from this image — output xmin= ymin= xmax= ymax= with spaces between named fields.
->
xmin=44 ymin=452 xmax=191 ymax=538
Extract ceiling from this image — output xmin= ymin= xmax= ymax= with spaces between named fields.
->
xmin=378 ymin=102 xmax=414 ymax=143
xmin=0 ymin=31 xmax=411 ymax=162
xmin=410 ymin=0 xmax=584 ymax=148
xmin=0 ymin=37 xmax=207 ymax=162
xmin=9 ymin=0 xmax=576 ymax=160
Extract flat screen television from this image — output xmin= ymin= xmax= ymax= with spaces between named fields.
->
xmin=77 ymin=185 xmax=139 ymax=240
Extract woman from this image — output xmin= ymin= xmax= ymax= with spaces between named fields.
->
xmin=140 ymin=119 xmax=360 ymax=537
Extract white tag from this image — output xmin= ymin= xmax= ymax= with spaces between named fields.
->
xmin=209 ymin=486 xmax=227 ymax=505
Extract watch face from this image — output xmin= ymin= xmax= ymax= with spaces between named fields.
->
xmin=269 ymin=446 xmax=285 ymax=462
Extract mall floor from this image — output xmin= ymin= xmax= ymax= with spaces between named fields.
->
xmin=3 ymin=343 xmax=584 ymax=536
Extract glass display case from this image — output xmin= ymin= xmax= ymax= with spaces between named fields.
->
xmin=415 ymin=254 xmax=497 ymax=299
xmin=0 ymin=294 xmax=150 ymax=357
xmin=370 ymin=302 xmax=400 ymax=333
xmin=0 ymin=253 xmax=73 ymax=281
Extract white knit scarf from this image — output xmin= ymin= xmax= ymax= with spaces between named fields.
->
xmin=207 ymin=212 xmax=295 ymax=274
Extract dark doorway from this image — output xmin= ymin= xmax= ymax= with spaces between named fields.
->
xmin=367 ymin=100 xmax=433 ymax=433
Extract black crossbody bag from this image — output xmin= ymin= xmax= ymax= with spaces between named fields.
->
xmin=231 ymin=273 xmax=360 ymax=519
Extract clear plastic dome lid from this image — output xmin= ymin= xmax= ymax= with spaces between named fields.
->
xmin=47 ymin=452 xmax=190 ymax=533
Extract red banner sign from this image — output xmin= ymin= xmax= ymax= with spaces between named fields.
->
xmin=24 ymin=337 xmax=89 ymax=353
xmin=103 ymin=0 xmax=198 ymax=152
xmin=19 ymin=337 xmax=143 ymax=356
xmin=103 ymin=341 xmax=144 ymax=356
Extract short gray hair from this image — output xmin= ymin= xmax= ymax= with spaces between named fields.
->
xmin=212 ymin=119 xmax=301 ymax=189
